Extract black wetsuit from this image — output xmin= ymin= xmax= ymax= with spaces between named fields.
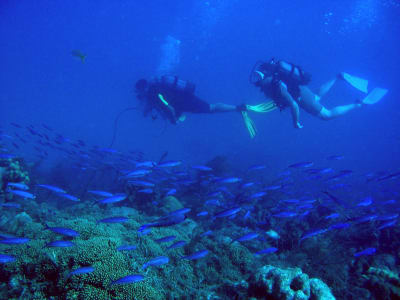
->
xmin=144 ymin=76 xmax=211 ymax=123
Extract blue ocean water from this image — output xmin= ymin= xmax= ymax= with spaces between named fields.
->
xmin=1 ymin=0 xmax=400 ymax=299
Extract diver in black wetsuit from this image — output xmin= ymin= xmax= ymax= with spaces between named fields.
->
xmin=250 ymin=58 xmax=363 ymax=128
xmin=135 ymin=76 xmax=247 ymax=125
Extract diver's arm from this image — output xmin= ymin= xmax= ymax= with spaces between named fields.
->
xmin=165 ymin=104 xmax=178 ymax=124
xmin=278 ymin=82 xmax=302 ymax=129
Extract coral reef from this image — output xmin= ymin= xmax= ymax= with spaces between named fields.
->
xmin=248 ymin=265 xmax=336 ymax=300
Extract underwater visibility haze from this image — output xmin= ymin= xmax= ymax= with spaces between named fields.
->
xmin=1 ymin=0 xmax=400 ymax=299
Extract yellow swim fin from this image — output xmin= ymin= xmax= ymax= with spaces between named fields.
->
xmin=246 ymin=101 xmax=277 ymax=113
xmin=241 ymin=111 xmax=257 ymax=138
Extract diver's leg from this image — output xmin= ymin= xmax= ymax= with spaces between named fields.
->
xmin=318 ymin=78 xmax=337 ymax=98
xmin=318 ymin=103 xmax=362 ymax=120
xmin=210 ymin=103 xmax=237 ymax=112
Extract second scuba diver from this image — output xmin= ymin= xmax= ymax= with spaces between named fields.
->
xmin=135 ymin=75 xmax=275 ymax=137
xmin=250 ymin=58 xmax=388 ymax=128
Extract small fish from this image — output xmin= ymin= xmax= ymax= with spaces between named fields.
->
xmin=88 ymin=190 xmax=113 ymax=197
xmin=117 ymin=245 xmax=137 ymax=251
xmin=167 ymin=240 xmax=187 ymax=250
xmin=45 ymin=225 xmax=79 ymax=237
xmin=232 ymin=232 xmax=259 ymax=243
xmin=378 ymin=220 xmax=397 ymax=230
xmin=329 ymin=222 xmax=351 ymax=230
xmin=0 ymin=254 xmax=16 ymax=263
xmin=36 ymin=184 xmax=66 ymax=194
xmin=7 ymin=182 xmax=29 ymax=190
xmin=138 ymin=188 xmax=153 ymax=194
xmin=98 ymin=194 xmax=127 ymax=204
xmin=128 ymin=180 xmax=155 ymax=187
xmin=273 ymin=211 xmax=297 ymax=218
xmin=264 ymin=185 xmax=281 ymax=191
xmin=299 ymin=229 xmax=327 ymax=242
xmin=1 ymin=202 xmax=21 ymax=208
xmin=247 ymin=164 xmax=266 ymax=171
xmin=46 ymin=240 xmax=75 ymax=248
xmin=217 ymin=177 xmax=242 ymax=184
xmin=0 ymin=237 xmax=30 ymax=245
xmin=111 ymin=274 xmax=144 ymax=285
xmin=355 ymin=197 xmax=372 ymax=207
xmin=326 ymin=155 xmax=344 ymax=161
xmin=200 ymin=230 xmax=213 ymax=237
xmin=68 ymin=266 xmax=94 ymax=277
xmin=167 ymin=208 xmax=191 ymax=217
xmin=250 ymin=192 xmax=267 ymax=199
xmin=71 ymin=49 xmax=86 ymax=63
xmin=214 ymin=207 xmax=241 ymax=218
xmin=254 ymin=247 xmax=278 ymax=255
xmin=98 ymin=216 xmax=129 ymax=223
xmin=125 ymin=169 xmax=152 ymax=178
xmin=325 ymin=213 xmax=340 ymax=220
xmin=191 ymin=165 xmax=213 ymax=171
xmin=8 ymin=190 xmax=36 ymax=199
xmin=142 ymin=256 xmax=169 ymax=270
xmin=166 ymin=188 xmax=176 ymax=196
xmin=58 ymin=193 xmax=80 ymax=202
xmin=265 ymin=230 xmax=280 ymax=240
xmin=155 ymin=236 xmax=176 ymax=243
xmin=354 ymin=247 xmax=376 ymax=257
xmin=157 ymin=160 xmax=182 ymax=168
xmin=288 ymin=161 xmax=313 ymax=168
xmin=181 ymin=249 xmax=209 ymax=260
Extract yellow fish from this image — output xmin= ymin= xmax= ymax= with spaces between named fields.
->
xmin=71 ymin=50 xmax=86 ymax=63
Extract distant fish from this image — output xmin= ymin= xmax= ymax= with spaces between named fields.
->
xmin=273 ymin=211 xmax=297 ymax=218
xmin=299 ymin=229 xmax=327 ymax=243
xmin=71 ymin=49 xmax=86 ymax=63
xmin=68 ymin=266 xmax=94 ymax=277
xmin=0 ymin=237 xmax=30 ymax=245
xmin=87 ymin=190 xmax=113 ymax=197
xmin=45 ymin=225 xmax=79 ymax=237
xmin=111 ymin=274 xmax=144 ymax=285
xmin=354 ymin=247 xmax=376 ymax=257
xmin=196 ymin=211 xmax=208 ymax=217
xmin=254 ymin=247 xmax=278 ymax=256
xmin=181 ymin=249 xmax=209 ymax=260
xmin=232 ymin=232 xmax=259 ymax=243
xmin=329 ymin=222 xmax=351 ymax=230
xmin=8 ymin=190 xmax=36 ymax=199
xmin=58 ymin=193 xmax=80 ymax=202
xmin=191 ymin=165 xmax=213 ymax=171
xmin=98 ymin=194 xmax=127 ymax=204
xmin=46 ymin=240 xmax=75 ymax=248
xmin=288 ymin=161 xmax=313 ymax=168
xmin=326 ymin=155 xmax=344 ymax=161
xmin=1 ymin=202 xmax=21 ymax=208
xmin=125 ymin=169 xmax=152 ymax=178
xmin=217 ymin=177 xmax=242 ymax=184
xmin=250 ymin=192 xmax=267 ymax=199
xmin=142 ymin=256 xmax=169 ymax=270
xmin=200 ymin=230 xmax=213 ymax=237
xmin=0 ymin=254 xmax=16 ymax=263
xmin=167 ymin=240 xmax=187 ymax=250
xmin=138 ymin=188 xmax=153 ymax=194
xmin=7 ymin=182 xmax=29 ymax=190
xmin=117 ymin=245 xmax=137 ymax=251
xmin=157 ymin=160 xmax=182 ymax=168
xmin=155 ymin=236 xmax=176 ymax=243
xmin=378 ymin=220 xmax=397 ymax=230
xmin=214 ymin=207 xmax=241 ymax=218
xmin=128 ymin=180 xmax=155 ymax=187
xmin=247 ymin=164 xmax=266 ymax=171
xmin=98 ymin=216 xmax=129 ymax=223
xmin=36 ymin=184 xmax=66 ymax=194
xmin=355 ymin=196 xmax=372 ymax=207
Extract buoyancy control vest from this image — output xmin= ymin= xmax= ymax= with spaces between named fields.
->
xmin=158 ymin=75 xmax=196 ymax=95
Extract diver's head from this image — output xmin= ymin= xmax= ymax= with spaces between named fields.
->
xmin=250 ymin=58 xmax=277 ymax=86
xmin=135 ymin=79 xmax=148 ymax=100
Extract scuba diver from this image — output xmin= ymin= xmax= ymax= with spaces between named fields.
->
xmin=135 ymin=75 xmax=275 ymax=137
xmin=249 ymin=58 xmax=388 ymax=128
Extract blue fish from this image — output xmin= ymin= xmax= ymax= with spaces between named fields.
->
xmin=88 ymin=190 xmax=113 ymax=197
xmin=0 ymin=237 xmax=30 ymax=245
xmin=98 ymin=216 xmax=129 ymax=223
xmin=68 ymin=266 xmax=94 ymax=277
xmin=7 ymin=182 xmax=29 ymax=190
xmin=214 ymin=207 xmax=241 ymax=218
xmin=1 ymin=202 xmax=21 ymax=208
xmin=299 ymin=229 xmax=327 ymax=243
xmin=155 ymin=236 xmax=176 ymax=243
xmin=36 ymin=184 xmax=66 ymax=194
xmin=288 ymin=161 xmax=313 ymax=168
xmin=45 ymin=225 xmax=79 ymax=237
xmin=181 ymin=249 xmax=209 ymax=260
xmin=142 ymin=256 xmax=169 ymax=270
xmin=8 ymin=190 xmax=36 ymax=199
xmin=273 ymin=211 xmax=297 ymax=218
xmin=196 ymin=211 xmax=209 ymax=217
xmin=232 ymin=232 xmax=259 ymax=243
xmin=111 ymin=274 xmax=144 ymax=285
xmin=378 ymin=220 xmax=397 ymax=230
xmin=0 ymin=254 xmax=16 ymax=263
xmin=117 ymin=245 xmax=137 ymax=251
xmin=254 ymin=247 xmax=278 ymax=255
xmin=46 ymin=240 xmax=75 ymax=248
xmin=58 ymin=193 xmax=80 ymax=202
xmin=167 ymin=240 xmax=187 ymax=250
xmin=191 ymin=165 xmax=213 ymax=171
xmin=354 ymin=247 xmax=376 ymax=257
xmin=157 ymin=160 xmax=182 ymax=168
xmin=98 ymin=194 xmax=127 ymax=204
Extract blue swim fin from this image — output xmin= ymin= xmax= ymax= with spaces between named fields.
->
xmin=362 ymin=87 xmax=388 ymax=105
xmin=342 ymin=73 xmax=369 ymax=93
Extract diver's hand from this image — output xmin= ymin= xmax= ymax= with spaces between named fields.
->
xmin=294 ymin=122 xmax=303 ymax=129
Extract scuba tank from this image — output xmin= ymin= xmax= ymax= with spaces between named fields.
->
xmin=250 ymin=58 xmax=311 ymax=86
xmin=160 ymin=75 xmax=196 ymax=94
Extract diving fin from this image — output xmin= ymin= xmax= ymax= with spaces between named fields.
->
xmin=241 ymin=111 xmax=257 ymax=138
xmin=362 ymin=87 xmax=388 ymax=105
xmin=246 ymin=102 xmax=277 ymax=113
xmin=342 ymin=73 xmax=369 ymax=93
